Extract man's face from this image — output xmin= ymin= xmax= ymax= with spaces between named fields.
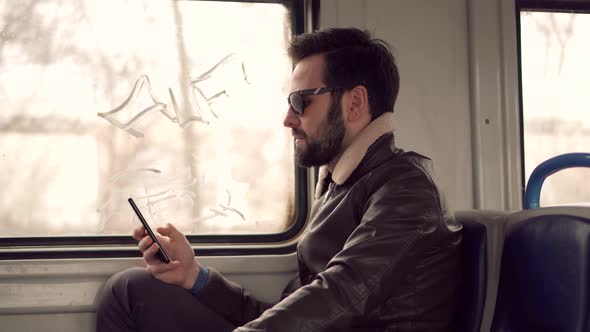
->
xmin=283 ymin=55 xmax=346 ymax=167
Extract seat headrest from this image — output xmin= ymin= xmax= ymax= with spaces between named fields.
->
xmin=492 ymin=207 xmax=590 ymax=331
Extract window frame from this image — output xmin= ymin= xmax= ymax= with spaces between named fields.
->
xmin=0 ymin=0 xmax=320 ymax=260
xmin=516 ymin=0 xmax=590 ymax=207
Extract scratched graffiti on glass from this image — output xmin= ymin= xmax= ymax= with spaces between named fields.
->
xmin=94 ymin=53 xmax=250 ymax=231
xmin=97 ymin=53 xmax=248 ymax=137
xmin=97 ymin=159 xmax=249 ymax=235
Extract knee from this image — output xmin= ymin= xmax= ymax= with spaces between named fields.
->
xmin=106 ymin=267 xmax=153 ymax=292
xmin=96 ymin=267 xmax=152 ymax=311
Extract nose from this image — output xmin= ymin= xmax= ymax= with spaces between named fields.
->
xmin=283 ymin=107 xmax=300 ymax=128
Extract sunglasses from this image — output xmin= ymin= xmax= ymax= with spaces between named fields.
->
xmin=287 ymin=87 xmax=338 ymax=116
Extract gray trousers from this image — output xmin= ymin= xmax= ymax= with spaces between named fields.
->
xmin=96 ymin=267 xmax=236 ymax=332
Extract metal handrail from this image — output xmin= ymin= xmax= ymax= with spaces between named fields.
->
xmin=524 ymin=153 xmax=590 ymax=209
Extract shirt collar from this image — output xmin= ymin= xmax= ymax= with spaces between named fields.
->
xmin=315 ymin=112 xmax=396 ymax=199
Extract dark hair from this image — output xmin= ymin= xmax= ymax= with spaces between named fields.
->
xmin=288 ymin=28 xmax=400 ymax=119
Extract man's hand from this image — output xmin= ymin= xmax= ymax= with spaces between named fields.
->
xmin=133 ymin=223 xmax=200 ymax=290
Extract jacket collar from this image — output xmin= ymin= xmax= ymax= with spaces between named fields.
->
xmin=315 ymin=112 xmax=396 ymax=199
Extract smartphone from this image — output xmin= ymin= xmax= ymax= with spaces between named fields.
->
xmin=128 ymin=198 xmax=171 ymax=264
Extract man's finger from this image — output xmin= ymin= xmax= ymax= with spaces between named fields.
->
xmin=148 ymin=260 xmax=181 ymax=276
xmin=132 ymin=226 xmax=146 ymax=241
xmin=156 ymin=223 xmax=183 ymax=240
xmin=138 ymin=235 xmax=153 ymax=252
xmin=142 ymin=242 xmax=161 ymax=263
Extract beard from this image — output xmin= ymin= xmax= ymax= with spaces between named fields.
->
xmin=295 ymin=94 xmax=346 ymax=167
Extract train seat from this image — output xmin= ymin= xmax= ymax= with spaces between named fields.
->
xmin=452 ymin=210 xmax=505 ymax=332
xmin=490 ymin=207 xmax=590 ymax=332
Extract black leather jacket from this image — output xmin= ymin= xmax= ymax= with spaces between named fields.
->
xmin=197 ymin=115 xmax=461 ymax=332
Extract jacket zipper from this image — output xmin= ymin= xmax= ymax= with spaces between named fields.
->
xmin=322 ymin=182 xmax=335 ymax=204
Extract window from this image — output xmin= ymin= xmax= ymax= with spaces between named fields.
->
xmin=0 ymin=0 xmax=307 ymax=242
xmin=519 ymin=7 xmax=590 ymax=206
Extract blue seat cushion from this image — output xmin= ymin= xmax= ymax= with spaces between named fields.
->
xmin=492 ymin=209 xmax=590 ymax=331
xmin=453 ymin=211 xmax=489 ymax=332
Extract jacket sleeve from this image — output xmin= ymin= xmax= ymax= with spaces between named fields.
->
xmin=194 ymin=267 xmax=272 ymax=326
xmin=195 ymin=198 xmax=325 ymax=327
xmin=234 ymin=173 xmax=448 ymax=331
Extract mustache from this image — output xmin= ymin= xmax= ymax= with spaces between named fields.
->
xmin=292 ymin=129 xmax=306 ymax=138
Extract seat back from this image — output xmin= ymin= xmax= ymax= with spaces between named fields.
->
xmin=491 ymin=207 xmax=590 ymax=332
xmin=452 ymin=211 xmax=496 ymax=332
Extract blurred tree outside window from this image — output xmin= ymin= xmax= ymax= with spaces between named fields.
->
xmin=0 ymin=0 xmax=295 ymax=236
xmin=521 ymin=11 xmax=590 ymax=206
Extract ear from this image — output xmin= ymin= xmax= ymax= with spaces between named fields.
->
xmin=345 ymin=85 xmax=370 ymax=122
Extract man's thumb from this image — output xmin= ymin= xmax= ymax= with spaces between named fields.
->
xmin=157 ymin=223 xmax=181 ymax=238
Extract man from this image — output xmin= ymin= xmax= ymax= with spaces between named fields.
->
xmin=97 ymin=27 xmax=461 ymax=332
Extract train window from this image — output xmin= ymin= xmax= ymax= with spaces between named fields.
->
xmin=0 ymin=0 xmax=306 ymax=241
xmin=519 ymin=9 xmax=590 ymax=206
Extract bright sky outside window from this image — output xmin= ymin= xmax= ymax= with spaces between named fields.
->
xmin=521 ymin=11 xmax=590 ymax=206
xmin=0 ymin=0 xmax=295 ymax=236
